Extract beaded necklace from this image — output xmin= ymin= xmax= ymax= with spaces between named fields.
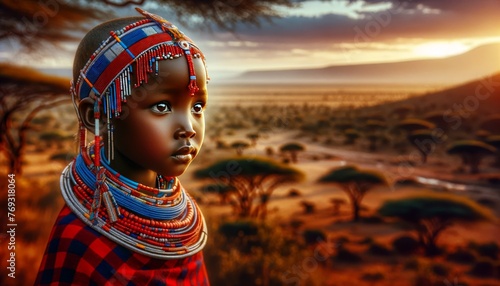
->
xmin=61 ymin=143 xmax=207 ymax=259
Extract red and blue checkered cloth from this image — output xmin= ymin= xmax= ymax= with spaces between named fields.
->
xmin=35 ymin=206 xmax=209 ymax=285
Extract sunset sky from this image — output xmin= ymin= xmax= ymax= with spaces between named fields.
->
xmin=2 ymin=0 xmax=500 ymax=80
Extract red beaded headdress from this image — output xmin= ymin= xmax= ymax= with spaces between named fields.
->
xmin=70 ymin=8 xmax=208 ymax=222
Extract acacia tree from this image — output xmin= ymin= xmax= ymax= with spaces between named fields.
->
xmin=446 ymin=140 xmax=497 ymax=174
xmin=194 ymin=157 xmax=304 ymax=219
xmin=231 ymin=140 xmax=250 ymax=156
xmin=378 ymin=193 xmax=494 ymax=256
xmin=279 ymin=142 xmax=305 ymax=163
xmin=318 ymin=165 xmax=388 ymax=221
xmin=407 ymin=129 xmax=436 ymax=163
xmin=0 ymin=64 xmax=69 ymax=174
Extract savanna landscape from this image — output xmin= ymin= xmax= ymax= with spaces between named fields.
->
xmin=1 ymin=1 xmax=500 ymax=286
xmin=1 ymin=74 xmax=500 ymax=285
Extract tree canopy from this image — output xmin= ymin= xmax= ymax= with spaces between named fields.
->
xmin=378 ymin=192 xmax=494 ymax=255
xmin=318 ymin=165 xmax=388 ymax=221
xmin=194 ymin=157 xmax=304 ymax=218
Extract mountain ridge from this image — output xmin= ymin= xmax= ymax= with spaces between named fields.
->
xmin=233 ymin=43 xmax=500 ymax=85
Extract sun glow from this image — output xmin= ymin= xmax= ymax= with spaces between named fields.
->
xmin=412 ymin=42 xmax=470 ymax=58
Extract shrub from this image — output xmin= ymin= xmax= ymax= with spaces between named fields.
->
xmin=392 ymin=235 xmax=419 ymax=255
xmin=302 ymin=229 xmax=326 ymax=245
xmin=468 ymin=259 xmax=495 ymax=277
xmin=219 ymin=221 xmax=259 ymax=239
xmin=335 ymin=247 xmax=362 ymax=263
xmin=300 ymin=200 xmax=316 ymax=214
xmin=430 ymin=263 xmax=449 ymax=277
xmin=469 ymin=242 xmax=499 ymax=260
xmin=367 ymin=242 xmax=393 ymax=256
xmin=446 ymin=248 xmax=476 ymax=264
xmin=50 ymin=152 xmax=76 ymax=162
xmin=287 ymin=189 xmax=302 ymax=197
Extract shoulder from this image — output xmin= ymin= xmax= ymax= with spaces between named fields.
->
xmin=36 ymin=206 xmax=123 ymax=285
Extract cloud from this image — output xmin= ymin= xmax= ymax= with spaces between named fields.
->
xmin=192 ymin=0 xmax=500 ymax=49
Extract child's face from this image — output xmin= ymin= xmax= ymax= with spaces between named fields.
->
xmin=109 ymin=57 xmax=207 ymax=181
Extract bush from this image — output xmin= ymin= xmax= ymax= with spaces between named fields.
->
xmin=300 ymin=200 xmax=316 ymax=214
xmin=367 ymin=242 xmax=393 ymax=256
xmin=469 ymin=242 xmax=499 ymax=260
xmin=219 ymin=221 xmax=259 ymax=239
xmin=446 ymin=248 xmax=476 ymax=264
xmin=392 ymin=235 xmax=419 ymax=255
xmin=333 ymin=235 xmax=350 ymax=246
xmin=287 ymin=189 xmax=302 ymax=197
xmin=50 ymin=152 xmax=76 ymax=162
xmin=468 ymin=259 xmax=495 ymax=277
xmin=430 ymin=263 xmax=449 ymax=277
xmin=302 ymin=229 xmax=326 ymax=245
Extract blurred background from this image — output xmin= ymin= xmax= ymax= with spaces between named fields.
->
xmin=0 ymin=0 xmax=499 ymax=285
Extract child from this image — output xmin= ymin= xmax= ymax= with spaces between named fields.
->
xmin=35 ymin=8 xmax=209 ymax=285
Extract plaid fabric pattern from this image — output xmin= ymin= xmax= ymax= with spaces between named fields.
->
xmin=35 ymin=206 xmax=209 ymax=286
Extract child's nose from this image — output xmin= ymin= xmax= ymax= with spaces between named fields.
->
xmin=174 ymin=114 xmax=196 ymax=139
xmin=176 ymin=128 xmax=196 ymax=139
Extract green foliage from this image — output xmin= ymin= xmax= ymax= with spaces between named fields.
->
xmin=194 ymin=157 xmax=304 ymax=218
xmin=279 ymin=142 xmax=305 ymax=163
xmin=194 ymin=156 xmax=304 ymax=180
xmin=447 ymin=139 xmax=497 ymax=155
xmin=378 ymin=192 xmax=495 ymax=223
xmin=318 ymin=165 xmax=387 ymax=184
xmin=396 ymin=118 xmax=435 ymax=132
xmin=379 ymin=192 xmax=494 ymax=256
xmin=318 ymin=165 xmax=388 ymax=221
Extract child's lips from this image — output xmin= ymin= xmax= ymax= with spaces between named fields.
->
xmin=171 ymin=146 xmax=196 ymax=163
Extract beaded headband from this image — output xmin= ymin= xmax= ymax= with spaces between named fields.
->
xmin=70 ymin=8 xmax=207 ymax=223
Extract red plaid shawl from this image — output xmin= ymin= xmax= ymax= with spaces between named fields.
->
xmin=35 ymin=206 xmax=209 ymax=285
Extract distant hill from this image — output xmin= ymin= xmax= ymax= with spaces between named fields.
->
xmin=363 ymin=72 xmax=500 ymax=118
xmin=233 ymin=43 xmax=500 ymax=85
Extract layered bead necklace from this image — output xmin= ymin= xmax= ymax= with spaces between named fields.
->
xmin=60 ymin=143 xmax=207 ymax=259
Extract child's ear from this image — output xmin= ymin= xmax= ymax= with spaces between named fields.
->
xmin=78 ymin=97 xmax=106 ymax=134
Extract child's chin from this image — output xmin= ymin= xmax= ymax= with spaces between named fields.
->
xmin=160 ymin=166 xmax=189 ymax=178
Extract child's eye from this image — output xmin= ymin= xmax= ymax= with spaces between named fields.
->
xmin=191 ymin=103 xmax=204 ymax=115
xmin=151 ymin=102 xmax=172 ymax=114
